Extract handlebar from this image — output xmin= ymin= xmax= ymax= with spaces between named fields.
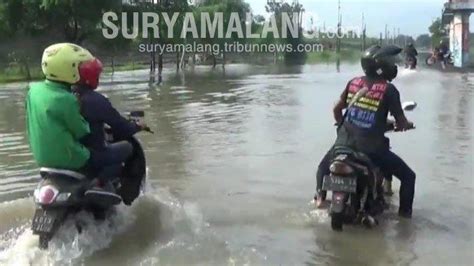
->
xmin=143 ymin=126 xmax=154 ymax=134
xmin=127 ymin=110 xmax=154 ymax=134
xmin=385 ymin=119 xmax=415 ymax=133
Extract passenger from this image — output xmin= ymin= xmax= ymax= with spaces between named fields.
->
xmin=73 ymin=57 xmax=148 ymax=192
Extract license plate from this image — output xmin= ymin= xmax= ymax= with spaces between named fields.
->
xmin=322 ymin=175 xmax=357 ymax=193
xmin=32 ymin=209 xmax=61 ymax=234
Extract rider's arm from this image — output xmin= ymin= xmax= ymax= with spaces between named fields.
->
xmin=333 ymin=83 xmax=349 ymax=124
xmin=387 ymin=85 xmax=412 ymax=131
xmin=62 ymin=96 xmax=90 ymax=140
xmin=97 ymin=95 xmax=142 ymax=138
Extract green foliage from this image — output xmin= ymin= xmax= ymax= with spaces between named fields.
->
xmin=429 ymin=18 xmax=445 ymax=47
xmin=0 ymin=0 xmax=121 ymax=43
xmin=265 ymin=0 xmax=306 ymax=65
xmin=416 ymin=34 xmax=431 ymax=48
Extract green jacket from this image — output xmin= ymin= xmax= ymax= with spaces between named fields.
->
xmin=26 ymin=80 xmax=90 ymax=170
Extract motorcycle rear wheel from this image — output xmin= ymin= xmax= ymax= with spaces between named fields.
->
xmin=331 ymin=212 xmax=344 ymax=231
xmin=39 ymin=234 xmax=51 ymax=250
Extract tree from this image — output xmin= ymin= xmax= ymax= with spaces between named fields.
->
xmin=429 ymin=18 xmax=446 ymax=47
xmin=416 ymin=34 xmax=431 ymax=48
xmin=194 ymin=0 xmax=250 ymax=68
xmin=266 ymin=0 xmax=306 ymax=65
xmin=41 ymin=0 xmax=122 ymax=44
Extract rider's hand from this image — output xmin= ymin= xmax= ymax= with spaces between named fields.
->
xmin=136 ymin=121 xmax=148 ymax=131
xmin=395 ymin=121 xmax=414 ymax=131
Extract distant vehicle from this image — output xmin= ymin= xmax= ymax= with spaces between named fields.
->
xmin=426 ymin=48 xmax=453 ymax=69
xmin=405 ymin=56 xmax=417 ymax=69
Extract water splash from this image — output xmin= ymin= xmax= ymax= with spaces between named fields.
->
xmin=0 ymin=186 xmax=220 ymax=265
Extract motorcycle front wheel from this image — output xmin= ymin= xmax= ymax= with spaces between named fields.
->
xmin=425 ymin=57 xmax=435 ymax=66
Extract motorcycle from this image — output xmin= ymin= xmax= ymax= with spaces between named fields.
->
xmin=425 ymin=50 xmax=453 ymax=69
xmin=322 ymin=102 xmax=417 ymax=231
xmin=405 ymin=56 xmax=417 ymax=70
xmin=31 ymin=111 xmax=150 ymax=249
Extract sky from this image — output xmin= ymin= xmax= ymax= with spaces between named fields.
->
xmin=247 ymin=0 xmax=474 ymax=38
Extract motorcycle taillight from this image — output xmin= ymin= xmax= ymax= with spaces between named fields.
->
xmin=36 ymin=185 xmax=58 ymax=205
xmin=330 ymin=161 xmax=354 ymax=175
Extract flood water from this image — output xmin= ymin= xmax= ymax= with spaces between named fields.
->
xmin=0 ymin=64 xmax=472 ymax=265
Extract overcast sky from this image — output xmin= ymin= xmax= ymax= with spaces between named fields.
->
xmin=247 ymin=0 xmax=473 ymax=38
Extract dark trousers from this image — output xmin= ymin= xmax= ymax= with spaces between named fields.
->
xmin=315 ymin=150 xmax=332 ymax=198
xmin=368 ymin=150 xmax=416 ymax=213
xmin=315 ymin=148 xmax=416 ymax=212
xmin=86 ymin=141 xmax=133 ymax=182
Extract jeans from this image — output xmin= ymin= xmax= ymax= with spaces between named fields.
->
xmin=315 ymin=148 xmax=416 ymax=213
xmin=367 ymin=150 xmax=416 ymax=213
xmin=86 ymin=141 xmax=133 ymax=182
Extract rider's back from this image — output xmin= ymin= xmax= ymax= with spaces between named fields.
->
xmin=26 ymin=80 xmax=90 ymax=170
xmin=335 ymin=76 xmax=403 ymax=154
xmin=75 ymin=87 xmax=140 ymax=151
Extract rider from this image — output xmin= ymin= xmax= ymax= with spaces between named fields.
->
xmin=438 ymin=40 xmax=450 ymax=67
xmin=404 ymin=43 xmax=418 ymax=68
xmin=26 ymin=43 xmax=133 ymax=193
xmin=72 ymin=57 xmax=147 ymax=189
xmin=314 ymin=45 xmax=416 ymax=218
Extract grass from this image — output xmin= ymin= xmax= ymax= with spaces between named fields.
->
xmin=0 ymin=66 xmax=43 ymax=84
xmin=104 ymin=62 xmax=149 ymax=73
xmin=0 ymin=62 xmax=151 ymax=84
xmin=306 ymin=49 xmax=361 ymax=64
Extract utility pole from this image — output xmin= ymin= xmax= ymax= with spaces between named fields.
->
xmin=398 ymin=28 xmax=401 ymax=46
xmin=393 ymin=27 xmax=396 ymax=45
xmin=336 ymin=0 xmax=342 ymax=54
xmin=361 ymin=12 xmax=366 ymax=51
xmin=385 ymin=24 xmax=388 ymax=45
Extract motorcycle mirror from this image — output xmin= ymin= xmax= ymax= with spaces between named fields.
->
xmin=402 ymin=101 xmax=417 ymax=111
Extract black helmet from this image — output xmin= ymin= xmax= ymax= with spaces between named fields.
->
xmin=361 ymin=45 xmax=402 ymax=81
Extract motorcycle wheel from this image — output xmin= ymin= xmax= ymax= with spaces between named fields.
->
xmin=425 ymin=57 xmax=434 ymax=66
xmin=331 ymin=212 xmax=344 ymax=231
xmin=39 ymin=234 xmax=51 ymax=250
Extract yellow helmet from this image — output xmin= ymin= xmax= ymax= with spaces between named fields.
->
xmin=41 ymin=43 xmax=95 ymax=84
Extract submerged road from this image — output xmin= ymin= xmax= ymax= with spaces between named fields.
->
xmin=0 ymin=64 xmax=472 ymax=265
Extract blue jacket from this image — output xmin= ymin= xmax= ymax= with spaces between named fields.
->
xmin=74 ymin=86 xmax=140 ymax=151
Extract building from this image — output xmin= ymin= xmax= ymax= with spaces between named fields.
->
xmin=442 ymin=0 xmax=474 ymax=68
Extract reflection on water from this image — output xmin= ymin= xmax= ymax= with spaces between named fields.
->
xmin=0 ymin=64 xmax=472 ymax=265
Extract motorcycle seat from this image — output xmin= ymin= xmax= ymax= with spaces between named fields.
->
xmin=332 ymin=147 xmax=375 ymax=175
xmin=39 ymin=167 xmax=87 ymax=181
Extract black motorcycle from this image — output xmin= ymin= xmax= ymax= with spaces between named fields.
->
xmin=31 ymin=111 xmax=149 ymax=249
xmin=405 ymin=56 xmax=417 ymax=70
xmin=425 ymin=50 xmax=453 ymax=69
xmin=322 ymin=102 xmax=417 ymax=231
